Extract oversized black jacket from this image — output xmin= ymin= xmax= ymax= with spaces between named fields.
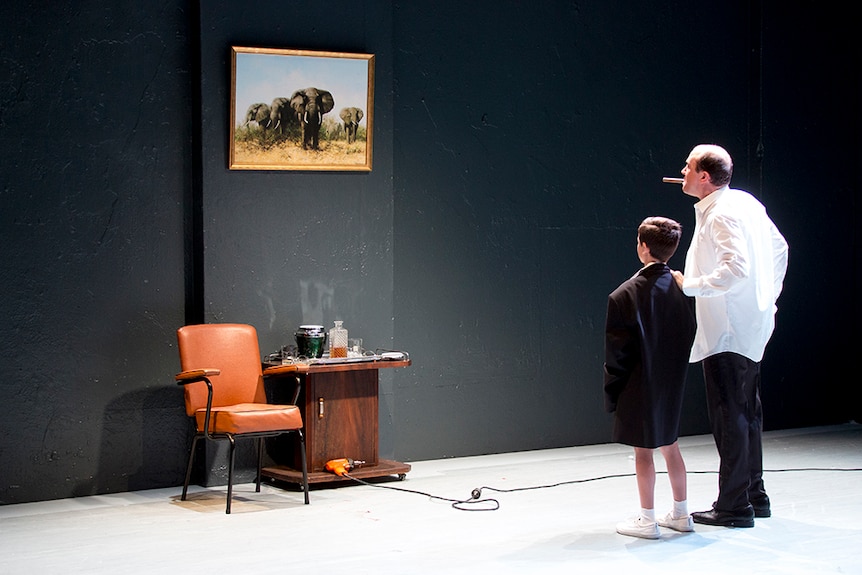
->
xmin=604 ymin=263 xmax=696 ymax=448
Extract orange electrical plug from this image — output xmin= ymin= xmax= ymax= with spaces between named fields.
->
xmin=325 ymin=458 xmax=365 ymax=476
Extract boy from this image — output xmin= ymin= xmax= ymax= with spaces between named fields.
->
xmin=604 ymin=216 xmax=697 ymax=539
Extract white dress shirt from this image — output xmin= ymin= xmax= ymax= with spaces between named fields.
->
xmin=682 ymin=186 xmax=789 ymax=363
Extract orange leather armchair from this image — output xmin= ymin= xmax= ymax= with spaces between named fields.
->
xmin=175 ymin=323 xmax=309 ymax=513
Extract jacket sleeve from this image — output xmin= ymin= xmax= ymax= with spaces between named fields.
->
xmin=603 ymin=294 xmax=635 ymax=413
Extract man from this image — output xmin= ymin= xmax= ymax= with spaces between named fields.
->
xmin=604 ymin=217 xmax=697 ymax=539
xmin=672 ymin=144 xmax=789 ymax=528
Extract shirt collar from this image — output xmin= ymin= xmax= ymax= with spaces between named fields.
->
xmin=694 ymin=185 xmax=729 ymax=213
xmin=633 ymin=261 xmax=665 ymax=278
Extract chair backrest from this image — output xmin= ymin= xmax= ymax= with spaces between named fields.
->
xmin=176 ymin=324 xmax=266 ymax=416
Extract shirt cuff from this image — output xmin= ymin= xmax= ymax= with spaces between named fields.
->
xmin=681 ymin=276 xmax=700 ymax=296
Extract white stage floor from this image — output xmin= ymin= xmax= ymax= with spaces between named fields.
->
xmin=2 ymin=424 xmax=861 ymax=574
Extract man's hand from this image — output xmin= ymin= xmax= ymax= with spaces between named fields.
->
xmin=671 ymin=270 xmax=685 ymax=289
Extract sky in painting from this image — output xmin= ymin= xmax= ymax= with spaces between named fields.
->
xmin=233 ymin=50 xmax=371 ymax=127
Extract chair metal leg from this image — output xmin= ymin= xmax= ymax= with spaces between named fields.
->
xmin=181 ymin=434 xmax=201 ymax=501
xmin=184 ymin=431 xmax=306 ymax=513
xmin=226 ymin=435 xmax=236 ymax=514
xmin=255 ymin=437 xmax=264 ymax=493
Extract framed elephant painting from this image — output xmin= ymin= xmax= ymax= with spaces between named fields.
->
xmin=229 ymin=46 xmax=375 ymax=171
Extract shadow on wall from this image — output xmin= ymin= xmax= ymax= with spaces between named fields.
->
xmin=75 ymin=386 xmax=190 ymax=497
xmin=300 ymin=279 xmax=335 ymax=326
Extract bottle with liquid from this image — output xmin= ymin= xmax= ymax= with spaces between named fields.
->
xmin=329 ymin=320 xmax=348 ymax=358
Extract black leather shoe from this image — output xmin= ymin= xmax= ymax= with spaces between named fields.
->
xmin=752 ymin=505 xmax=771 ymax=518
xmin=751 ymin=497 xmax=771 ymax=518
xmin=691 ymin=508 xmax=755 ymax=528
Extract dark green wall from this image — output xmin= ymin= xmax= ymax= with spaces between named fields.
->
xmin=390 ymin=2 xmax=752 ymax=458
xmin=0 ymin=1 xmax=858 ymax=505
xmin=0 ymin=3 xmax=191 ymax=502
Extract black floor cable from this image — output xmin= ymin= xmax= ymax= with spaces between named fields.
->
xmin=343 ymin=467 xmax=862 ymax=512
xmin=343 ymin=474 xmax=501 ymax=510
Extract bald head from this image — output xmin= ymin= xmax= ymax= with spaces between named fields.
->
xmin=688 ymin=144 xmax=733 ymax=187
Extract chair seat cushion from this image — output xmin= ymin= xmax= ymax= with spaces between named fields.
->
xmin=195 ymin=403 xmax=303 ymax=435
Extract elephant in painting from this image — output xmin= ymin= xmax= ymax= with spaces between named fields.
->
xmin=243 ymin=103 xmax=271 ymax=129
xmin=269 ymin=97 xmax=292 ymax=135
xmin=290 ymin=88 xmax=335 ymax=150
xmin=339 ymin=107 xmax=364 ymax=144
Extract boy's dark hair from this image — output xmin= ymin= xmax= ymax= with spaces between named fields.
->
xmin=638 ymin=216 xmax=682 ymax=263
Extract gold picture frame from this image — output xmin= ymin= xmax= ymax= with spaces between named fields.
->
xmin=229 ymin=46 xmax=374 ymax=171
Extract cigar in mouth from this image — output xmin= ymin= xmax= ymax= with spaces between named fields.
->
xmin=662 ymin=177 xmax=684 ymax=184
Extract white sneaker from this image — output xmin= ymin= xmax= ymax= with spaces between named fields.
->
xmin=657 ymin=512 xmax=694 ymax=532
xmin=616 ymin=516 xmax=660 ymax=539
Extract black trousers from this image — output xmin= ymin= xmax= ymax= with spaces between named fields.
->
xmin=702 ymin=352 xmax=768 ymax=512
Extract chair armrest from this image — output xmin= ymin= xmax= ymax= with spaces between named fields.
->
xmin=175 ymin=369 xmax=220 ymax=438
xmin=175 ymin=368 xmax=221 ymax=384
xmin=262 ymin=364 xmax=298 ymax=377
xmin=262 ymin=364 xmax=303 ymax=405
